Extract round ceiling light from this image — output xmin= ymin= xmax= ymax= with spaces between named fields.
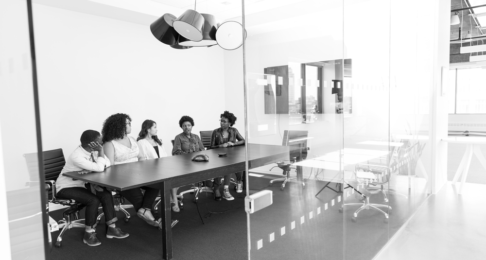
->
xmin=216 ymin=21 xmax=247 ymax=50
xmin=173 ymin=10 xmax=205 ymax=42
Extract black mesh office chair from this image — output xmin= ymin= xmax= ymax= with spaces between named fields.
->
xmin=268 ymin=130 xmax=309 ymax=190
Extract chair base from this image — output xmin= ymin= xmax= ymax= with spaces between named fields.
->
xmin=55 ymin=217 xmax=85 ymax=247
xmin=270 ymin=176 xmax=305 ymax=191
xmin=339 ymin=196 xmax=392 ymax=222
xmin=153 ymin=185 xmax=213 ymax=211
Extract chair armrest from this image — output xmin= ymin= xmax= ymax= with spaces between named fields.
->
xmin=44 ymin=180 xmax=57 ymax=201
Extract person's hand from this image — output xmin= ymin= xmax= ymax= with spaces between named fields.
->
xmin=77 ymin=170 xmax=90 ymax=175
xmin=221 ymin=143 xmax=229 ymax=148
xmin=88 ymin=141 xmax=103 ymax=152
xmin=227 ymin=142 xmax=235 ymax=146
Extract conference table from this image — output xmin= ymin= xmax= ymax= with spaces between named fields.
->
xmin=64 ymin=144 xmax=290 ymax=260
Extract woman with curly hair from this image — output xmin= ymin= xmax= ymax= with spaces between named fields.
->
xmin=172 ymin=116 xmax=205 ymax=155
xmin=137 ymin=120 xmax=181 ymax=212
xmin=210 ymin=111 xmax=245 ymax=200
xmin=102 ymin=113 xmax=161 ymax=228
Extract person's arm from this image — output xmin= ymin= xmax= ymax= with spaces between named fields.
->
xmin=103 ymin=141 xmax=115 ymax=166
xmin=71 ymin=152 xmax=106 ymax=172
xmin=197 ymin=135 xmax=205 ymax=151
xmin=234 ymin=128 xmax=245 ymax=146
xmin=137 ymin=140 xmax=148 ymax=161
xmin=172 ymin=135 xmax=186 ymax=155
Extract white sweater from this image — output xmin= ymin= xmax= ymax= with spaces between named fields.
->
xmin=137 ymin=138 xmax=168 ymax=160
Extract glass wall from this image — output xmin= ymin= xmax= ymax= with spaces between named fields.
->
xmin=448 ymin=67 xmax=486 ymax=114
xmin=242 ymin=0 xmax=432 ymax=259
xmin=0 ymin=0 xmax=47 ymax=259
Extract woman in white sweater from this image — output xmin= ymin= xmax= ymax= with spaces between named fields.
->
xmin=137 ymin=120 xmax=181 ymax=212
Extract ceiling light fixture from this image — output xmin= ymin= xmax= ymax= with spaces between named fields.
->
xmin=150 ymin=0 xmax=246 ymax=50
xmin=451 ymin=12 xmax=460 ymax=25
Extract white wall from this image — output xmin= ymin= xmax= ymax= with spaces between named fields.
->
xmin=33 ymin=4 xmax=226 ymax=178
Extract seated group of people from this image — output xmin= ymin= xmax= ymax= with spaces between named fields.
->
xmin=55 ymin=111 xmax=245 ymax=246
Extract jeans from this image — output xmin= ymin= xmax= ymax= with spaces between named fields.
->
xmin=57 ymin=184 xmax=117 ymax=228
xmin=214 ymin=171 xmax=245 ymax=187
xmin=121 ymin=185 xmax=159 ymax=213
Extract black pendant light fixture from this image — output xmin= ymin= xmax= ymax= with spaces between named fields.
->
xmin=179 ymin=13 xmax=218 ymax=47
xmin=150 ymin=13 xmax=192 ymax=49
xmin=173 ymin=9 xmax=205 ymax=42
xmin=150 ymin=0 xmax=245 ymax=51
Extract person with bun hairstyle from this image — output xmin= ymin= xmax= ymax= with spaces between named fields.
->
xmin=210 ymin=111 xmax=245 ymax=200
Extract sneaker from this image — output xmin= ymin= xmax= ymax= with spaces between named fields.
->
xmin=83 ymin=232 xmax=101 ymax=246
xmin=222 ymin=188 xmax=234 ymax=201
xmin=172 ymin=203 xmax=180 ymax=212
xmin=106 ymin=226 xmax=129 ymax=239
xmin=236 ymin=181 xmax=243 ymax=193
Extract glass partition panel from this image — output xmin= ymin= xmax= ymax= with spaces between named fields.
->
xmin=340 ymin=0 xmax=432 ymax=259
xmin=242 ymin=0 xmax=345 ymax=259
xmin=0 ymin=0 xmax=47 ymax=259
xmin=341 ymin=0 xmax=392 ymax=258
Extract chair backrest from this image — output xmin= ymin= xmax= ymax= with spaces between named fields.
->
xmin=200 ymin=131 xmax=213 ymax=150
xmin=171 ymin=140 xmax=174 ymax=146
xmin=282 ymin=130 xmax=309 ymax=161
xmin=43 ymin=149 xmax=66 ymax=181
xmin=24 ymin=149 xmax=66 ymax=200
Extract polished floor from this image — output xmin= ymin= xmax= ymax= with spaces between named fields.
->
xmin=375 ymin=182 xmax=486 ymax=260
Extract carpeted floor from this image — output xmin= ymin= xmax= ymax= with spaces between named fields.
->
xmin=48 ymin=175 xmax=428 ymax=260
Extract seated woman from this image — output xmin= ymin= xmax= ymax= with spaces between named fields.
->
xmin=102 ymin=113 xmax=161 ymax=228
xmin=137 ymin=119 xmax=181 ymax=212
xmin=210 ymin=111 xmax=246 ymax=199
xmin=55 ymin=130 xmax=128 ymax=247
xmin=172 ymin=116 xmax=214 ymax=197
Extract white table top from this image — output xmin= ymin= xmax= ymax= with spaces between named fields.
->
xmin=442 ymin=136 xmax=486 ymax=144
xmin=392 ymin=134 xmax=429 ymax=141
xmin=358 ymin=141 xmax=404 ymax=147
xmin=293 ymin=148 xmax=389 ymax=171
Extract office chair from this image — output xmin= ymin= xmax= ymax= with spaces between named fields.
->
xmin=153 ymin=139 xmax=213 ymax=215
xmin=29 ymin=149 xmax=87 ymax=248
xmin=268 ymin=130 xmax=309 ymax=190
xmin=339 ymin=146 xmax=413 ymax=222
xmin=173 ymin=136 xmax=214 ymax=202
xmin=95 ymin=191 xmax=132 ymax=224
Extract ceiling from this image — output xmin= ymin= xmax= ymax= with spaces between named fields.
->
xmin=32 ymin=0 xmax=350 ymax=36
xmin=451 ymin=0 xmax=486 ymax=39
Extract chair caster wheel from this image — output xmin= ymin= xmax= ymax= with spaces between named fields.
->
xmin=124 ymin=217 xmax=130 ymax=222
xmin=339 ymin=208 xmax=343 ymax=213
xmin=280 ymin=186 xmax=285 ymax=191
xmin=351 ymin=217 xmax=357 ymax=222
xmin=55 ymin=241 xmax=61 ymax=248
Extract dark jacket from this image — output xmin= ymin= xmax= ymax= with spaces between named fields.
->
xmin=210 ymin=127 xmax=245 ymax=149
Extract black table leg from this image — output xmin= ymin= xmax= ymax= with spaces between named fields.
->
xmin=159 ymin=180 xmax=172 ymax=260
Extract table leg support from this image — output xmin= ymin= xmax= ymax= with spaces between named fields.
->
xmin=452 ymin=146 xmax=471 ymax=184
xmin=459 ymin=146 xmax=474 ymax=195
xmin=472 ymin=145 xmax=486 ymax=171
xmin=159 ymin=180 xmax=172 ymax=260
